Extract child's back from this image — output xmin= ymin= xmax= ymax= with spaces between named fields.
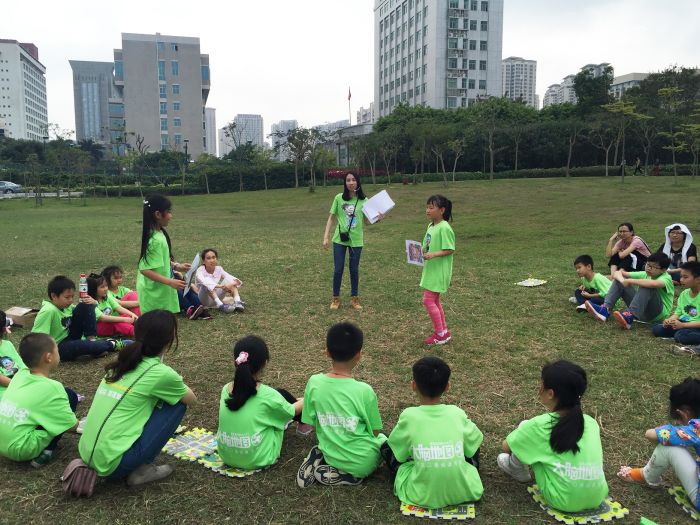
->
xmin=389 ymin=404 xmax=483 ymax=508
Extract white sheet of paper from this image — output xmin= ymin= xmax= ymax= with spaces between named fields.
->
xmin=183 ymin=253 xmax=201 ymax=296
xmin=406 ymin=239 xmax=424 ymax=266
xmin=362 ymin=190 xmax=395 ymax=224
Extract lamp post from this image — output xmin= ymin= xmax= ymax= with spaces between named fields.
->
xmin=181 ymin=138 xmax=189 ymax=195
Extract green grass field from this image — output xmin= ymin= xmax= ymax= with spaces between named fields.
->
xmin=0 ymin=177 xmax=698 ymax=524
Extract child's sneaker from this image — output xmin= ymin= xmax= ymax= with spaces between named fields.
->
xmin=497 ymin=453 xmax=532 ymax=482
xmin=126 ymin=463 xmax=174 ymax=486
xmin=297 ymin=445 xmax=325 ymax=488
xmin=670 ymin=345 xmax=700 ymax=357
xmin=108 ymin=339 xmax=133 ymax=351
xmin=424 ymin=331 xmax=451 ymax=345
xmin=576 ymin=304 xmax=587 ymax=312
xmin=314 ymin=464 xmax=363 ymax=486
xmin=198 ymin=308 xmax=213 ymax=320
xmin=30 ymin=449 xmax=53 ymax=468
xmin=233 ymin=300 xmax=245 ymax=311
xmin=585 ymin=301 xmax=610 ymax=322
xmin=613 ymin=310 xmax=634 ymax=330
xmin=296 ymin=422 xmax=315 ymax=436
xmin=187 ymin=305 xmax=205 ymax=320
xmin=218 ymin=304 xmax=235 ymax=313
xmin=569 ymin=296 xmax=579 ymax=304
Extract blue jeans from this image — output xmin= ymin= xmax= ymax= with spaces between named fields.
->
xmin=574 ymin=289 xmax=604 ymax=305
xmin=332 ymin=242 xmax=362 ymax=297
xmin=44 ymin=387 xmax=79 ymax=451
xmin=178 ymin=289 xmax=202 ymax=312
xmin=652 ymin=325 xmax=700 ymax=345
xmin=58 ymin=303 xmax=114 ymax=361
xmin=107 ymin=402 xmax=187 ymax=480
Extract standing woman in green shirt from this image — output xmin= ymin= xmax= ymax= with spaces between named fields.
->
xmin=137 ymin=195 xmax=190 ymax=314
xmin=323 ymin=173 xmax=381 ymax=311
xmin=420 ymin=195 xmax=455 ymax=345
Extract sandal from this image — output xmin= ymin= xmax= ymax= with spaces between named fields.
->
xmin=617 ymin=466 xmax=662 ymax=488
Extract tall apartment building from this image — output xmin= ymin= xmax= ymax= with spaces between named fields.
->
xmin=543 ymin=64 xmax=612 ymax=108
xmin=501 ymin=56 xmax=537 ymax=108
xmin=204 ymin=107 xmax=216 ymax=155
xmin=271 ymin=119 xmax=297 ymax=161
xmin=232 ymin=113 xmax=264 ymax=147
xmin=0 ymin=39 xmax=48 ymax=140
xmin=374 ymin=0 xmax=504 ymax=118
xmin=313 ymin=119 xmax=350 ymax=135
xmin=69 ymin=60 xmax=116 ymax=142
xmin=610 ymin=73 xmax=649 ymax=100
xmin=357 ymin=103 xmax=376 ymax=124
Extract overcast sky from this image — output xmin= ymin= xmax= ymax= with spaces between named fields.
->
xmin=3 ymin=0 xmax=699 ymax=141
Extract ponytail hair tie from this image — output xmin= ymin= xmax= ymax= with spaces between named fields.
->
xmin=235 ymin=351 xmax=249 ymax=365
xmin=143 ymin=200 xmax=150 ymax=207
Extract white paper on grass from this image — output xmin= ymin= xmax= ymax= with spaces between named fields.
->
xmin=362 ymin=190 xmax=395 ymax=224
xmin=183 ymin=253 xmax=201 ymax=296
xmin=406 ymin=240 xmax=424 ymax=266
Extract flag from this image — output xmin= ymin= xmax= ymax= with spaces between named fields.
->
xmin=348 ymin=87 xmax=351 ymax=101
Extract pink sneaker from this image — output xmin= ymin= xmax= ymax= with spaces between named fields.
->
xmin=424 ymin=331 xmax=452 ymax=345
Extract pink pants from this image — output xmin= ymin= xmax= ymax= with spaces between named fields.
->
xmin=423 ymin=290 xmax=447 ymax=333
xmin=97 ymin=315 xmax=135 ymax=337
xmin=121 ymin=290 xmax=141 ymax=317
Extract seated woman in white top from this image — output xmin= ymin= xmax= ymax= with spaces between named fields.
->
xmin=195 ymin=248 xmax=244 ymax=313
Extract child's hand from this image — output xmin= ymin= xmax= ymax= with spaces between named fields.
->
xmin=668 ymin=319 xmax=682 ymax=329
xmin=323 ymin=237 xmax=329 ymax=250
xmin=581 ymin=291 xmax=592 ymax=299
xmin=169 ymin=278 xmax=186 ymax=291
xmin=423 ymin=252 xmax=434 ymax=260
xmin=81 ymin=296 xmax=97 ymax=305
xmin=578 ymin=285 xmax=586 ymax=292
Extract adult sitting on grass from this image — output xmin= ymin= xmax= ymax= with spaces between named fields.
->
xmin=78 ymin=310 xmax=196 ymax=487
xmin=606 ymin=222 xmax=651 ymax=277
xmin=656 ymin=224 xmax=697 ymax=284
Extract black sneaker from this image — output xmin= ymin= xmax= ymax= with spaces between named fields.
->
xmin=198 ymin=308 xmax=213 ymax=320
xmin=297 ymin=445 xmax=324 ymax=488
xmin=188 ymin=305 xmax=205 ymax=320
xmin=314 ymin=464 xmax=363 ymax=486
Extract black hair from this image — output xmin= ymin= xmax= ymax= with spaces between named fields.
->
xmin=669 ymin=225 xmax=687 ymax=241
xmin=104 ymin=310 xmax=178 ymax=383
xmin=541 ymin=360 xmax=588 ymax=454
xmin=0 ymin=309 xmax=7 ymax=340
xmin=342 ymin=172 xmax=366 ymax=201
xmin=648 ymin=252 xmax=671 ymax=269
xmin=19 ymin=333 xmax=56 ymax=368
xmin=47 ymin=275 xmax=75 ymax=298
xmin=680 ymin=261 xmax=700 ymax=278
xmin=225 ymin=335 xmax=270 ymax=411
xmin=668 ymin=377 xmax=700 ymax=420
xmin=102 ymin=265 xmax=124 ymax=288
xmin=574 ymin=255 xmax=594 ymax=269
xmin=413 ymin=356 xmax=451 ymax=398
xmin=86 ymin=273 xmax=107 ymax=301
xmin=618 ymin=222 xmax=634 ymax=233
xmin=201 ymin=248 xmax=219 ymax=261
xmin=139 ymin=194 xmax=173 ymax=265
xmin=326 ymin=322 xmax=364 ymax=362
xmin=426 ymin=194 xmax=453 ymax=222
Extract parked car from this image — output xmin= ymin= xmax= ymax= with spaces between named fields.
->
xmin=0 ymin=181 xmax=22 ymax=194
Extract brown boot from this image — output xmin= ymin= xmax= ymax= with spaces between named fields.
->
xmin=350 ymin=296 xmax=362 ymax=310
xmin=330 ymin=296 xmax=341 ymax=310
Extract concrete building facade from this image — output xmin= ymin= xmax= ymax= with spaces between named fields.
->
xmin=610 ymin=73 xmax=649 ymax=100
xmin=232 ymin=113 xmax=264 ymax=148
xmin=357 ymin=103 xmax=376 ymax=124
xmin=204 ymin=107 xmax=216 ymax=155
xmin=0 ymin=39 xmax=48 ymax=140
xmin=271 ymin=119 xmax=298 ymax=161
xmin=501 ymin=56 xmax=537 ymax=108
xmin=69 ymin=60 xmax=115 ymax=142
xmin=374 ymin=0 xmax=504 ymax=118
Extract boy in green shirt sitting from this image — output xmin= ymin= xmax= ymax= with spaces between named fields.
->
xmin=297 ymin=322 xmax=386 ymax=487
xmin=570 ymin=255 xmax=611 ymax=312
xmin=32 ymin=275 xmax=123 ymax=361
xmin=382 ymin=356 xmax=483 ymax=509
xmin=652 ymin=261 xmax=700 ymax=345
xmin=585 ymin=253 xmax=674 ymax=330
xmin=0 ymin=333 xmax=78 ymax=467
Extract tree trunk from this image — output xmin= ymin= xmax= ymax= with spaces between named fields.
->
xmin=263 ymin=171 xmax=268 ymax=190
xmin=294 ymin=163 xmax=299 ymax=188
xmin=566 ymin=137 xmax=574 ymax=178
xmin=514 ymin=140 xmax=520 ymax=172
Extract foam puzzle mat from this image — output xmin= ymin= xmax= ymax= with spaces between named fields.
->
xmin=528 ymin=485 xmax=628 ymax=524
xmin=400 ymin=502 xmax=475 ymax=520
xmin=516 ymin=278 xmax=547 ymax=287
xmin=668 ymin=486 xmax=700 ymax=521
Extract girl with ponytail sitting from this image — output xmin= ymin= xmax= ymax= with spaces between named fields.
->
xmin=216 ymin=336 xmax=306 ymax=471
xmin=78 ymin=310 xmax=196 ymax=486
xmin=497 ymin=360 xmax=608 ymax=513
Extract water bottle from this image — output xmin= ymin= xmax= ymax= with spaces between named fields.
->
xmin=79 ymin=273 xmax=88 ymax=300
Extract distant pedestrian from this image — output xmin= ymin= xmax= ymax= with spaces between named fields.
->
xmin=618 ymin=158 xmax=627 ymax=178
xmin=633 ymin=157 xmax=642 ymax=176
xmin=653 ymin=159 xmax=661 ymax=177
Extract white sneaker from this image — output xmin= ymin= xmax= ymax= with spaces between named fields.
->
xmin=576 ymin=304 xmax=587 ymax=312
xmin=127 ymin=463 xmax=174 ymax=487
xmin=569 ymin=296 xmax=578 ymax=304
xmin=497 ymin=453 xmax=532 ymax=482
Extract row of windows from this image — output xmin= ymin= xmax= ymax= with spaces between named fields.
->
xmin=380 ymin=0 xmax=427 ymax=28
xmin=158 ymin=60 xmax=179 ymax=80
xmin=160 ymin=118 xmax=182 ymax=130
xmin=447 ymin=78 xmax=487 ymax=90
xmin=160 ymin=101 xmax=182 ymax=113
xmin=448 ymin=58 xmax=487 ymax=70
xmin=159 ymin=84 xmax=181 ymax=98
xmin=380 ymin=83 xmax=428 ymax=111
xmin=448 ymin=0 xmax=489 ymax=11
xmin=157 ymin=42 xmax=180 ymax=52
xmin=448 ymin=38 xmax=488 ymax=50
xmin=448 ymin=18 xmax=488 ymax=31
xmin=380 ymin=60 xmax=427 ymax=84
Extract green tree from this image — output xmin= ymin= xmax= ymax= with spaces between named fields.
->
xmin=573 ymin=65 xmax=614 ymax=116
xmin=657 ymin=87 xmax=687 ymax=183
xmin=470 ymin=97 xmax=512 ymax=180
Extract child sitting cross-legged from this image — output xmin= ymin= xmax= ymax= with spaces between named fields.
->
xmin=0 ymin=333 xmax=79 ymax=468
xmin=297 ymin=322 xmax=386 ymax=487
xmin=618 ymin=377 xmax=700 ymax=511
xmin=570 ymin=255 xmax=611 ymax=312
xmin=585 ymin=252 xmax=674 ymax=330
xmin=382 ymin=356 xmax=483 ymax=509
xmin=652 ymin=261 xmax=700 ymax=346
xmin=498 ymin=360 xmax=608 ymax=513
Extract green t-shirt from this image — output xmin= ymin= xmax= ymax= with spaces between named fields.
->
xmin=115 ymin=285 xmax=132 ymax=299
xmin=330 ymin=193 xmax=367 ymax=247
xmin=301 ymin=374 xmax=386 ymax=478
xmin=217 ymin=383 xmax=295 ymax=469
xmin=136 ymin=230 xmax=179 ymax=314
xmin=580 ymin=273 xmax=611 ymax=298
xmin=95 ymin=294 xmax=121 ymax=320
xmin=676 ymin=288 xmax=700 ymax=322
xmin=0 ymin=340 xmax=27 ymax=401
xmin=628 ymin=271 xmax=675 ymax=322
xmin=78 ymin=356 xmax=187 ymax=475
xmin=506 ymin=413 xmax=608 ymax=513
xmin=0 ymin=369 xmax=76 ymax=461
xmin=388 ymin=404 xmax=483 ymax=508
xmin=420 ymin=220 xmax=456 ymax=293
xmin=31 ymin=300 xmax=76 ymax=344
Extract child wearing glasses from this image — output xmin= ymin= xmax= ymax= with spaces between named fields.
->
xmin=585 ymin=253 xmax=674 ymax=330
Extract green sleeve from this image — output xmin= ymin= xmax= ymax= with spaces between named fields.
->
xmin=462 ymin=416 xmax=483 ymax=458
xmin=40 ymin=382 xmax=78 ymax=436
xmin=676 ymin=291 xmax=688 ymax=317
xmin=94 ymin=305 xmax=102 ymax=319
xmin=138 ymin=235 xmax=163 ymax=271
xmin=442 ymin=224 xmax=456 ymax=251
xmin=505 ymin=416 xmax=551 ymax=465
xmin=387 ymin=411 xmax=412 ymax=462
xmin=108 ymin=295 xmax=121 ymax=312
xmin=329 ymin=195 xmax=339 ymax=215
xmin=628 ymin=271 xmax=647 ymax=279
xmin=301 ymin=378 xmax=316 ymax=426
xmin=151 ymin=366 xmax=188 ymax=405
xmin=266 ymin=389 xmax=295 ymax=430
xmin=364 ymin=385 xmax=383 ymax=431
xmin=31 ymin=308 xmax=56 ymax=336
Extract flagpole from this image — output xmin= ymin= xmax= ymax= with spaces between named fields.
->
xmin=348 ymin=86 xmax=352 ymax=125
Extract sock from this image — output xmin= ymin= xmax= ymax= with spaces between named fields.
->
xmin=628 ymin=467 xmax=646 ymax=483
xmin=437 ymin=330 xmax=447 ymax=337
xmin=214 ymin=296 xmax=223 ymax=307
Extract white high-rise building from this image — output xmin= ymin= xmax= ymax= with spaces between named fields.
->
xmin=357 ymin=103 xmax=376 ymax=124
xmin=374 ymin=0 xmax=504 ymax=118
xmin=232 ymin=114 xmax=264 ymax=148
xmin=313 ymin=119 xmax=350 ymax=135
xmin=0 ymin=39 xmax=48 ymax=140
xmin=271 ymin=119 xmax=297 ymax=161
xmin=543 ymin=64 xmax=612 ymax=108
xmin=218 ymin=128 xmax=233 ymax=157
xmin=501 ymin=56 xmax=537 ymax=108
xmin=610 ymin=73 xmax=649 ymax=100
xmin=204 ymin=107 xmax=216 ymax=155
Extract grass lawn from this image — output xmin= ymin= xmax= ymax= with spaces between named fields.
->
xmin=0 ymin=176 xmax=698 ymax=524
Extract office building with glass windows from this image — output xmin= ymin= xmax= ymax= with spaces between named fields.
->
xmin=70 ymin=60 xmax=116 ymax=142
xmin=374 ymin=0 xmax=503 ymax=118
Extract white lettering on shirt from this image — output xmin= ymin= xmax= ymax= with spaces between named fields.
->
xmin=412 ymin=441 xmax=464 ymax=462
xmin=0 ymin=399 xmax=29 ymax=423
xmin=317 ymin=413 xmax=359 ymax=432
xmin=96 ymin=385 xmax=125 ymax=401
xmin=552 ymin=461 xmax=604 ymax=481
xmin=218 ymin=431 xmax=262 ymax=449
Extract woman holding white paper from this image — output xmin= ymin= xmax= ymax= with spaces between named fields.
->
xmin=322 ymin=173 xmax=382 ymax=310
